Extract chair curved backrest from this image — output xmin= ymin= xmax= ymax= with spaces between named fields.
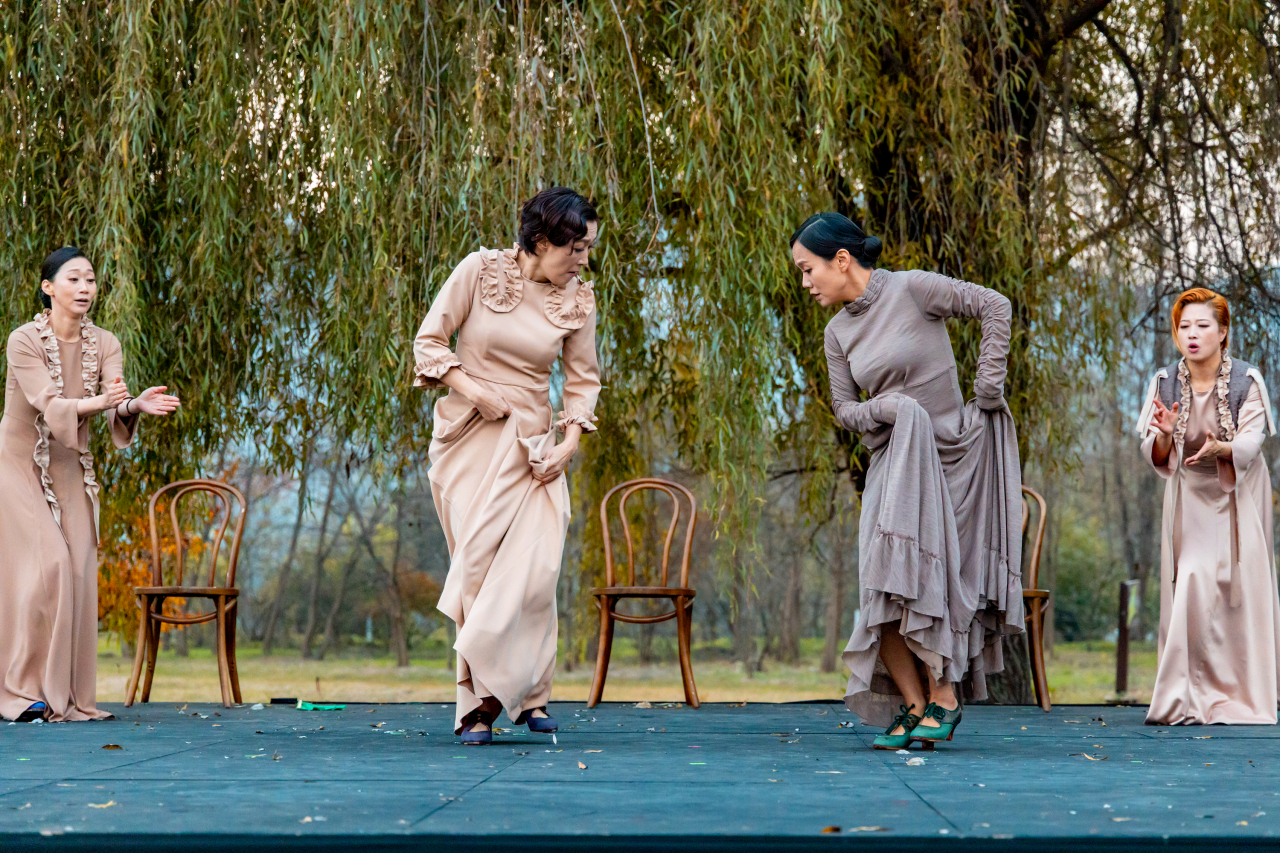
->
xmin=1021 ymin=485 xmax=1048 ymax=590
xmin=148 ymin=479 xmax=248 ymax=589
xmin=600 ymin=478 xmax=696 ymax=589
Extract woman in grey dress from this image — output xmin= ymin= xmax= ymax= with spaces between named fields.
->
xmin=791 ymin=213 xmax=1023 ymax=749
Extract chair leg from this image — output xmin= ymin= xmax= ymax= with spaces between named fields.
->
xmin=1029 ymin=602 xmax=1051 ymax=712
xmin=141 ymin=599 xmax=162 ymax=703
xmin=587 ymin=597 xmax=615 ymax=708
xmin=225 ymin=600 xmax=242 ymax=704
xmin=215 ymin=597 xmax=233 ymax=708
xmin=125 ymin=595 xmax=150 ymax=707
xmin=675 ymin=596 xmax=700 ymax=709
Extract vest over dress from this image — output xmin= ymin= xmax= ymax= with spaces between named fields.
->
xmin=0 ymin=313 xmax=138 ymax=722
xmin=824 ymin=268 xmax=1024 ymax=727
xmin=1137 ymin=359 xmax=1280 ymax=724
xmin=413 ymin=246 xmax=600 ymax=734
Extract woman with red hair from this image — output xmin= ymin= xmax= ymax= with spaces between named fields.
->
xmin=1138 ymin=288 xmax=1279 ymax=724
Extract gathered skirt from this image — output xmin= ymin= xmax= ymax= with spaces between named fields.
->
xmin=843 ymin=398 xmax=1024 ymax=727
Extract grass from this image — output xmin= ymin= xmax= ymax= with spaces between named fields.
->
xmin=95 ymin=635 xmax=1156 ymax=706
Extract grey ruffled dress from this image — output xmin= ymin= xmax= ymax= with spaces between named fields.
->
xmin=824 ymin=268 xmax=1024 ymax=726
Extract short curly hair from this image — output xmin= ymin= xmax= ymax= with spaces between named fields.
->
xmin=1172 ymin=287 xmax=1230 ymax=351
xmin=518 ymin=187 xmax=598 ymax=255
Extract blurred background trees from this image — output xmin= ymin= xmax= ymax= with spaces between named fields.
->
xmin=2 ymin=1 xmax=1276 ymax=689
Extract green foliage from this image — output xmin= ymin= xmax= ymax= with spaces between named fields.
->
xmin=2 ymin=1 xmax=1276 ymax=609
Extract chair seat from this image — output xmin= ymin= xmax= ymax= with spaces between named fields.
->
xmin=592 ymin=587 xmax=696 ymax=598
xmin=135 ymin=587 xmax=239 ymax=597
xmin=1022 ymin=588 xmax=1050 ymax=599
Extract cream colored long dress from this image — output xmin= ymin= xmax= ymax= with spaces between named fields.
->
xmin=0 ymin=315 xmax=137 ymax=722
xmin=413 ymin=246 xmax=600 ymax=734
xmin=1140 ymin=375 xmax=1280 ymax=724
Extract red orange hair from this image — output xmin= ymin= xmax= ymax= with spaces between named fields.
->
xmin=1171 ymin=287 xmax=1230 ymax=350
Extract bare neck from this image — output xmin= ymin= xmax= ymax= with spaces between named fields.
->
xmin=515 ymin=248 xmax=552 ymax=284
xmin=49 ymin=305 xmax=83 ymax=343
xmin=840 ymin=265 xmax=874 ymax=303
xmin=1185 ymin=352 xmax=1223 ymax=393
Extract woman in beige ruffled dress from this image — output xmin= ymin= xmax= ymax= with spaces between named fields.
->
xmin=1139 ymin=287 xmax=1279 ymax=725
xmin=413 ymin=188 xmax=601 ymax=744
xmin=0 ymin=247 xmax=180 ymax=722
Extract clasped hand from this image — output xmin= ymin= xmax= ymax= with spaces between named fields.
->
xmin=85 ymin=378 xmax=181 ymax=417
xmin=533 ymin=439 xmax=578 ymax=484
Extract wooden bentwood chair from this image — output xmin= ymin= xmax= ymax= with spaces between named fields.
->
xmin=587 ymin=478 xmax=700 ymax=708
xmin=125 ymin=479 xmax=247 ymax=708
xmin=1021 ymin=485 xmax=1052 ymax=712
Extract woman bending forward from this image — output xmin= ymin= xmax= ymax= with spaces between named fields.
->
xmin=414 ymin=188 xmax=602 ymax=744
xmin=792 ymin=213 xmax=1024 ymax=749
xmin=0 ymin=247 xmax=180 ymax=722
xmin=1139 ymin=288 xmax=1279 ymax=725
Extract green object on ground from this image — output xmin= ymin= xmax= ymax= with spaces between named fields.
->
xmin=296 ymin=700 xmax=346 ymax=711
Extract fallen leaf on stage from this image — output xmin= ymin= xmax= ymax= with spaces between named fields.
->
xmin=850 ymin=827 xmax=889 ymax=832
xmin=584 ymin=750 xmax=603 ymax=753
xmin=820 ymin=826 xmax=841 ymax=833
xmin=578 ymin=761 xmax=588 ymax=769
xmin=272 ymin=751 xmax=282 ymax=761
xmin=634 ymin=701 xmax=652 ymax=708
xmin=371 ymin=722 xmax=385 ymax=728
xmin=905 ymin=757 xmax=927 ymax=766
xmin=87 ymin=801 xmax=117 ymax=809
xmin=101 ymin=745 xmax=122 ymax=750
xmin=299 ymin=816 xmax=312 ymax=824
xmin=1068 ymin=753 xmax=1107 ymax=760
xmin=1112 ymin=817 xmax=1132 ymax=822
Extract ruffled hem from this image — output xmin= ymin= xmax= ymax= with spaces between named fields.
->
xmin=554 ymin=409 xmax=598 ymax=432
xmin=413 ymin=354 xmax=464 ymax=389
xmin=840 ymin=532 xmax=1022 ymax=727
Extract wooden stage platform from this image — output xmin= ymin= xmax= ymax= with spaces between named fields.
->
xmin=2 ymin=701 xmax=1278 ymax=851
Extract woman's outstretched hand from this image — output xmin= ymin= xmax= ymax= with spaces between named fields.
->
xmin=1185 ymin=431 xmax=1232 ymax=467
xmin=1150 ymin=398 xmax=1179 ymax=436
xmin=133 ymin=385 xmax=181 ymax=417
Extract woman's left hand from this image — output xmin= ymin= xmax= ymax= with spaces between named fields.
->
xmin=1185 ymin=430 xmax=1232 ymax=466
xmin=133 ymin=385 xmax=182 ymax=417
xmin=533 ymin=438 xmax=578 ymax=483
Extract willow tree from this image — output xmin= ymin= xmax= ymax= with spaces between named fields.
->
xmin=2 ymin=1 xmax=1277 ymax=689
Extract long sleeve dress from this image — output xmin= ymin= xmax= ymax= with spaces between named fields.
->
xmin=1138 ymin=367 xmax=1280 ymax=724
xmin=825 ymin=268 xmax=1024 ymax=727
xmin=0 ymin=313 xmax=138 ymax=722
xmin=413 ymin=246 xmax=601 ymax=734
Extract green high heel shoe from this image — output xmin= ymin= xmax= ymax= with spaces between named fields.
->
xmin=872 ymin=705 xmax=923 ymax=751
xmin=909 ymin=702 xmax=962 ymax=743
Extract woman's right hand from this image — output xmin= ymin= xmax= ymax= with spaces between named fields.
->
xmin=470 ymin=386 xmax=513 ymax=421
xmin=1150 ymin=398 xmax=1179 ymax=437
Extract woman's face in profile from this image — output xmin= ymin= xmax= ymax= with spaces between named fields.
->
xmin=792 ymin=243 xmax=848 ymax=308
xmin=539 ymin=221 xmax=599 ymax=287
xmin=42 ymin=259 xmax=97 ymax=318
xmin=1177 ymin=302 xmax=1226 ymax=364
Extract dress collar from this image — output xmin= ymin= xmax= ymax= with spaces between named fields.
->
xmin=843 ymin=268 xmax=889 ymax=317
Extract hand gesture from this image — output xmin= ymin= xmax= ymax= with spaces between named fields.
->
xmin=133 ymin=385 xmax=181 ymax=417
xmin=101 ymin=376 xmax=129 ymax=413
xmin=471 ymin=387 xmax=513 ymax=421
xmin=1185 ymin=431 xmax=1229 ymax=467
xmin=532 ymin=440 xmax=577 ymax=484
xmin=1149 ymin=398 xmax=1179 ymax=437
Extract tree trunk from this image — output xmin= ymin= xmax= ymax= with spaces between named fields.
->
xmin=262 ymin=444 xmax=314 ymax=654
xmin=779 ymin=548 xmax=803 ymax=664
xmin=301 ymin=470 xmax=342 ymax=660
xmin=318 ymin=545 xmax=361 ymax=660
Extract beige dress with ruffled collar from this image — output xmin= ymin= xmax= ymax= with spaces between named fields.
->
xmin=413 ymin=246 xmax=600 ymax=733
xmin=0 ymin=315 xmax=138 ymax=722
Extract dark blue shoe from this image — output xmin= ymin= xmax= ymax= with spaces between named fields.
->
xmin=459 ymin=721 xmax=492 ymax=745
xmin=16 ymin=702 xmax=46 ymax=723
xmin=516 ymin=707 xmax=558 ymax=733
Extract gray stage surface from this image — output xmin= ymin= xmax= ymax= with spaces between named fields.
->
xmin=1 ymin=701 xmax=1278 ymax=851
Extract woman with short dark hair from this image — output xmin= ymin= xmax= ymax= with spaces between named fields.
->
xmin=414 ymin=187 xmax=602 ymax=744
xmin=791 ymin=213 xmax=1024 ymax=749
xmin=0 ymin=247 xmax=180 ymax=722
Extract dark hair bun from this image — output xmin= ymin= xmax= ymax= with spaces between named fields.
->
xmin=789 ymin=212 xmax=881 ymax=269
xmin=518 ymin=187 xmax=600 ymax=255
xmin=861 ymin=235 xmax=882 ymax=264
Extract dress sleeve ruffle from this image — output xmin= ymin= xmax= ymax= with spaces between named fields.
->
xmin=413 ymin=353 xmax=464 ymax=389
xmin=555 ymin=405 xmax=598 ymax=432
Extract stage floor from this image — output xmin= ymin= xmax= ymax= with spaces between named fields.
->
xmin=1 ymin=701 xmax=1278 ymax=851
